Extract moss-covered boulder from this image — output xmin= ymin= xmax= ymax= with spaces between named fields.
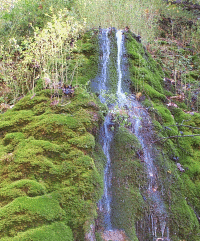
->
xmin=0 ymin=88 xmax=105 ymax=240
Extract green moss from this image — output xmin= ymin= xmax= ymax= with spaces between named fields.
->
xmin=154 ymin=104 xmax=176 ymax=125
xmin=0 ymin=179 xmax=46 ymax=202
xmin=0 ymin=195 xmax=67 ymax=238
xmin=71 ymin=30 xmax=99 ymax=86
xmin=125 ymin=30 xmax=200 ymax=240
xmin=170 ymin=108 xmax=191 ymax=124
xmin=2 ymin=132 xmax=25 ymax=152
xmin=0 ymin=88 xmax=105 ymax=239
xmin=0 ymin=222 xmax=73 ymax=241
xmin=12 ymin=96 xmax=50 ymax=111
xmin=143 ymin=83 xmax=166 ymax=101
xmin=170 ymin=196 xmax=199 ymax=240
xmin=0 ymin=110 xmax=34 ymax=132
xmin=109 ymin=127 xmax=146 ymax=240
xmin=68 ymin=133 xmax=95 ymax=150
xmin=125 ymin=32 xmax=165 ymax=101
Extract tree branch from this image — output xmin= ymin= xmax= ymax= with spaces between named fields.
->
xmin=161 ymin=124 xmax=200 ymax=130
xmin=154 ymin=134 xmax=200 ymax=143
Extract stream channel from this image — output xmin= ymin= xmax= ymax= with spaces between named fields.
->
xmin=91 ymin=28 xmax=170 ymax=241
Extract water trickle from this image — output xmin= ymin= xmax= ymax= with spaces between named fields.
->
xmin=95 ymin=28 xmax=170 ymax=240
xmin=115 ymin=30 xmax=170 ymax=240
xmin=96 ymin=29 xmax=130 ymax=240
xmin=116 ymin=30 xmax=123 ymax=96
xmin=97 ymin=29 xmax=113 ymax=230
xmin=99 ymin=114 xmax=114 ymax=230
xmin=99 ymin=28 xmax=110 ymax=103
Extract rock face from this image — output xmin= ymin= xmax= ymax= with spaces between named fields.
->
xmin=101 ymin=230 xmax=129 ymax=241
xmin=177 ymin=163 xmax=185 ymax=172
xmin=85 ymin=224 xmax=96 ymax=241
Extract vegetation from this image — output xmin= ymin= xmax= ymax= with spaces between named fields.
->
xmin=124 ymin=25 xmax=200 ymax=240
xmin=0 ymin=0 xmax=200 ymax=240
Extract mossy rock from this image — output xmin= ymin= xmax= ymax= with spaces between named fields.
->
xmin=0 ymin=88 xmax=105 ymax=239
xmin=109 ymin=127 xmax=146 ymax=240
xmin=0 ymin=222 xmax=73 ymax=241
xmin=0 ymin=195 xmax=67 ymax=238
xmin=125 ymin=31 xmax=165 ymax=101
xmin=0 ymin=179 xmax=46 ymax=204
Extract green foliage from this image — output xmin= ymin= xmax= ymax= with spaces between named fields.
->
xmin=0 ymin=0 xmax=74 ymax=40
xmin=0 ymin=9 xmax=99 ymax=105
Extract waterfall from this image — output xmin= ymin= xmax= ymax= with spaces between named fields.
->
xmin=97 ymin=29 xmax=128 ymax=240
xmin=116 ymin=30 xmax=123 ymax=96
xmin=99 ymin=28 xmax=110 ymax=103
xmin=97 ymin=29 xmax=113 ymax=230
xmin=115 ymin=30 xmax=170 ymax=240
xmin=95 ymin=28 xmax=170 ymax=241
xmin=99 ymin=115 xmax=114 ymax=230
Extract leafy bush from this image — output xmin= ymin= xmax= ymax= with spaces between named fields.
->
xmin=0 ymin=0 xmax=74 ymax=40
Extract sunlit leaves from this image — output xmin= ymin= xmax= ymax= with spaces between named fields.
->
xmin=0 ymin=7 xmax=84 ymax=103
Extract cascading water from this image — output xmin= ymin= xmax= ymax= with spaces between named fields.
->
xmin=115 ymin=30 xmax=170 ymax=241
xmin=99 ymin=29 xmax=110 ymax=103
xmin=116 ymin=30 xmax=123 ymax=97
xmin=95 ymin=28 xmax=128 ymax=241
xmin=95 ymin=28 xmax=170 ymax=241
xmin=99 ymin=114 xmax=113 ymax=230
xmin=97 ymin=28 xmax=113 ymax=230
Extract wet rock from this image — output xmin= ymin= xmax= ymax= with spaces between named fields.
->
xmin=85 ymin=224 xmax=96 ymax=241
xmin=101 ymin=229 xmax=128 ymax=241
xmin=172 ymin=156 xmax=179 ymax=162
xmin=137 ymin=149 xmax=144 ymax=161
xmin=140 ymin=95 xmax=146 ymax=101
xmin=177 ymin=163 xmax=185 ymax=172
xmin=87 ymin=101 xmax=100 ymax=110
xmin=62 ymin=85 xmax=75 ymax=97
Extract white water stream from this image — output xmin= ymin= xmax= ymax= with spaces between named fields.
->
xmin=98 ymin=29 xmax=113 ymax=230
xmin=97 ymin=28 xmax=170 ymax=240
xmin=115 ymin=30 xmax=170 ymax=240
xmin=99 ymin=28 xmax=110 ymax=103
